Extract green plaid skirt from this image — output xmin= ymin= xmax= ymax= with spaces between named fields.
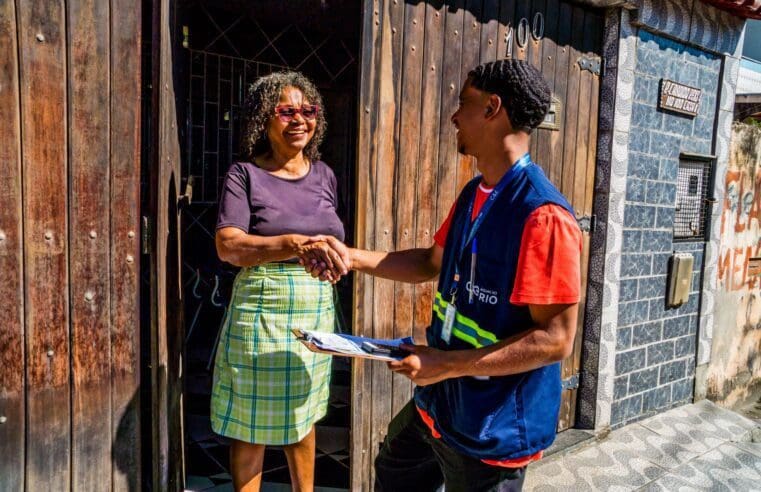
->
xmin=210 ymin=263 xmax=334 ymax=445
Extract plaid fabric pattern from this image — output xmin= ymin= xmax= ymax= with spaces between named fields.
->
xmin=211 ymin=263 xmax=334 ymax=445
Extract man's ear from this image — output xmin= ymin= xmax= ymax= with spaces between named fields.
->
xmin=485 ymin=94 xmax=502 ymax=119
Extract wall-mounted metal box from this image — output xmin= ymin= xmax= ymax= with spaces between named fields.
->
xmin=667 ymin=253 xmax=694 ymax=307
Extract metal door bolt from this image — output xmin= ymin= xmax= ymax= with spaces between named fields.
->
xmin=0 ymin=230 xmax=6 ymax=242
xmin=128 ymin=231 xmax=135 ymax=238
xmin=47 ymin=350 xmax=54 ymax=357
xmin=89 ymin=230 xmax=97 ymax=239
xmin=36 ymin=33 xmax=45 ymax=42
xmin=44 ymin=231 xmax=53 ymax=241
xmin=126 ymin=255 xmax=134 ymax=264
xmin=84 ymin=291 xmax=95 ymax=302
xmin=0 ymin=416 xmax=6 ymax=424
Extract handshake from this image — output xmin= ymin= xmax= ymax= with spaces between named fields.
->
xmin=296 ymin=235 xmax=352 ymax=284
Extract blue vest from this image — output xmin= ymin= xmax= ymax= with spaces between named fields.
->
xmin=414 ymin=156 xmax=575 ymax=461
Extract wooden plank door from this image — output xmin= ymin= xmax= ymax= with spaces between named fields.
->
xmin=0 ymin=1 xmax=25 ymax=489
xmin=110 ymin=0 xmax=144 ymax=488
xmin=353 ymin=0 xmax=603 ymax=485
xmin=0 ymin=1 xmax=142 ymax=490
xmin=524 ymin=2 xmax=603 ymax=432
xmin=17 ymin=1 xmax=71 ymax=487
xmin=150 ymin=0 xmax=186 ymax=489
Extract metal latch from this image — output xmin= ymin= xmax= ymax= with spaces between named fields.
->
xmin=577 ymin=55 xmax=602 ymax=76
xmin=562 ymin=374 xmax=580 ymax=390
xmin=141 ymin=216 xmax=151 ymax=255
xmin=178 ymin=176 xmax=194 ymax=208
xmin=576 ymin=214 xmax=596 ymax=233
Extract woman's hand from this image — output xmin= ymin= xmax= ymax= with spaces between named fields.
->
xmin=298 ymin=235 xmax=352 ymax=283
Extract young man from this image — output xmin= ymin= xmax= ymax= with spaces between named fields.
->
xmin=309 ymin=59 xmax=582 ymax=491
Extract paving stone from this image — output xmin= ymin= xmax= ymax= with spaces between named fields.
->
xmin=666 ymin=445 xmax=761 ymax=491
xmin=601 ymin=424 xmax=700 ymax=470
xmin=524 ymin=403 xmax=761 ymax=492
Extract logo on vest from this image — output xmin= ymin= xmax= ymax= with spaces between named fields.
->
xmin=465 ymin=281 xmax=499 ymax=305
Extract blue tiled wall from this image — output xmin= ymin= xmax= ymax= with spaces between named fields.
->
xmin=610 ymin=30 xmax=721 ymax=427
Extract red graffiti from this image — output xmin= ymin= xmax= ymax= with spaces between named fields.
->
xmin=718 ymin=244 xmax=761 ymax=291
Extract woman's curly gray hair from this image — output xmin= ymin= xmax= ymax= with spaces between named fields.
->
xmin=241 ymin=71 xmax=326 ymax=161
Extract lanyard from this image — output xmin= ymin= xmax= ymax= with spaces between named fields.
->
xmin=450 ymin=153 xmax=532 ymax=303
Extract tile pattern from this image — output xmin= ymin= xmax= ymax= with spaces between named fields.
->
xmin=591 ymin=0 xmax=746 ymax=431
xmin=594 ymin=8 xmax=638 ymax=432
xmin=524 ymin=400 xmax=761 ymax=491
xmin=579 ymin=7 xmax=624 ymax=430
xmin=633 ymin=0 xmax=744 ymax=56
xmin=610 ymin=25 xmax=724 ymax=428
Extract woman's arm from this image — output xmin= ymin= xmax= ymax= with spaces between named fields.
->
xmin=216 ymin=227 xmax=307 ymax=267
xmin=216 ymin=227 xmax=348 ymax=277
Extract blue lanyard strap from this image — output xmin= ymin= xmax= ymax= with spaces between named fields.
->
xmin=451 ymin=153 xmax=532 ymax=298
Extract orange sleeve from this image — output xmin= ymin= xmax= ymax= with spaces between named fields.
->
xmin=433 ymin=202 xmax=456 ymax=247
xmin=510 ymin=204 xmax=582 ymax=306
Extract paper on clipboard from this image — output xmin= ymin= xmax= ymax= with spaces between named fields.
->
xmin=292 ymin=329 xmax=413 ymax=361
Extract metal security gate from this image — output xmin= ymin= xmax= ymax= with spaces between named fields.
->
xmin=173 ymin=1 xmax=360 ymax=488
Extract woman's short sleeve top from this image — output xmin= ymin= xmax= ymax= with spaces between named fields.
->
xmin=216 ymin=160 xmax=345 ymax=242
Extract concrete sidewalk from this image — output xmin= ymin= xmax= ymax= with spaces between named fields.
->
xmin=524 ymin=400 xmax=761 ymax=491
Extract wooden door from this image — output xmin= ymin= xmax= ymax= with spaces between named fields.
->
xmin=0 ymin=0 xmax=141 ymax=490
xmin=150 ymin=0 xmax=185 ymax=489
xmin=353 ymin=0 xmax=603 ymax=485
xmin=529 ymin=2 xmax=603 ymax=432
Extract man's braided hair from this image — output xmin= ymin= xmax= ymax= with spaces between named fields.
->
xmin=468 ymin=59 xmax=551 ymax=132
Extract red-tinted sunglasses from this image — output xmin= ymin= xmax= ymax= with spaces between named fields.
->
xmin=274 ymin=104 xmax=319 ymax=122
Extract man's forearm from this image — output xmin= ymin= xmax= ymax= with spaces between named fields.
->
xmin=444 ymin=327 xmax=570 ymax=378
xmin=440 ymin=303 xmax=579 ymax=379
xmin=350 ymin=247 xmax=439 ymax=283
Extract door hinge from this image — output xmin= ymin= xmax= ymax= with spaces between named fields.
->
xmin=576 ymin=214 xmax=596 ymax=233
xmin=577 ymin=55 xmax=601 ymax=76
xmin=141 ymin=216 xmax=151 ymax=255
xmin=562 ymin=374 xmax=580 ymax=391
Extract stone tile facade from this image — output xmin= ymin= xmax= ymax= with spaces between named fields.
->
xmin=610 ymin=30 xmax=721 ymax=427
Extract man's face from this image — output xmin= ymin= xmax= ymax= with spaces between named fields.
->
xmin=451 ymin=80 xmax=490 ymax=156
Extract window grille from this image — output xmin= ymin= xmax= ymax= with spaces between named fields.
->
xmin=673 ymin=155 xmax=713 ymax=241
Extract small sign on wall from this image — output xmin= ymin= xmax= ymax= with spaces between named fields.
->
xmin=659 ymin=79 xmax=701 ymax=117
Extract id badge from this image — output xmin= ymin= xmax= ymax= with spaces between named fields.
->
xmin=442 ymin=303 xmax=456 ymax=343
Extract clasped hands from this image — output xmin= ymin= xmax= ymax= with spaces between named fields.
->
xmin=297 ymin=235 xmax=352 ymax=284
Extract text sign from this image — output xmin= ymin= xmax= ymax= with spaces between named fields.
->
xmin=659 ymin=79 xmax=701 ymax=117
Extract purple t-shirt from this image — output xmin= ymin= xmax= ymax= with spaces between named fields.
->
xmin=216 ymin=160 xmax=345 ymax=242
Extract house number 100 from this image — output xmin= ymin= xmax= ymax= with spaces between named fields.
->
xmin=505 ymin=12 xmax=544 ymax=58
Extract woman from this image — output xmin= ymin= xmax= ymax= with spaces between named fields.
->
xmin=211 ymin=71 xmax=348 ymax=492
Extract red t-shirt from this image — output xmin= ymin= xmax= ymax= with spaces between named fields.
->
xmin=426 ymin=182 xmax=582 ymax=468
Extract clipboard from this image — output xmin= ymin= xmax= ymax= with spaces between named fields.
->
xmin=292 ymin=329 xmax=412 ymax=361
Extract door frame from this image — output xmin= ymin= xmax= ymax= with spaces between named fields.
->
xmin=147 ymin=0 xmax=186 ymax=489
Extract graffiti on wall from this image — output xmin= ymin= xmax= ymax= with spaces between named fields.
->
xmin=718 ymin=124 xmax=761 ymax=297
xmin=707 ymin=122 xmax=761 ymax=405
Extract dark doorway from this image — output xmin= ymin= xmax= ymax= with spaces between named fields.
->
xmin=174 ymin=1 xmax=360 ymax=489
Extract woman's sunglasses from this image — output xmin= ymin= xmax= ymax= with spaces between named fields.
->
xmin=275 ymin=104 xmax=319 ymax=122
